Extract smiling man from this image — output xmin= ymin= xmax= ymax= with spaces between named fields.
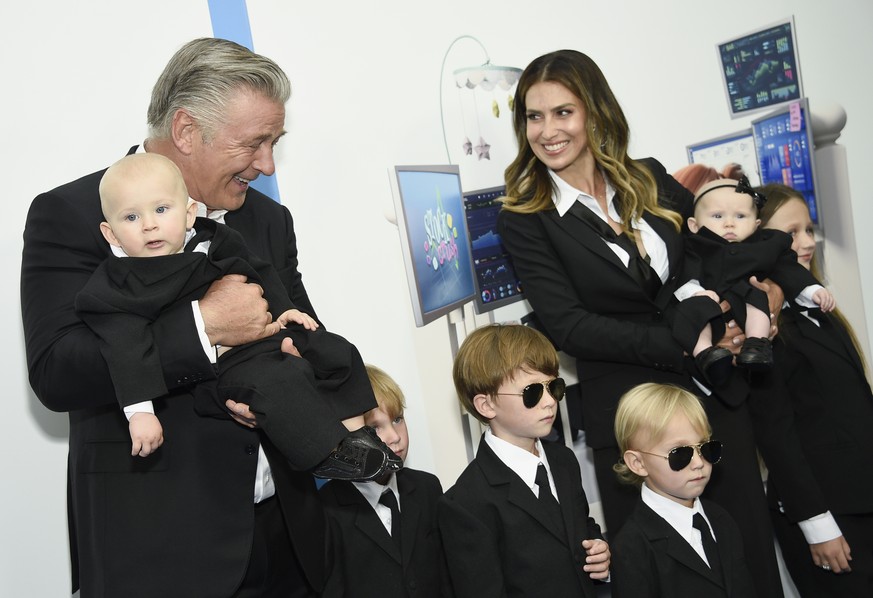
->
xmin=21 ymin=38 xmax=329 ymax=597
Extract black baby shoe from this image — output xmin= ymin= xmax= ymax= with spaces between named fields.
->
xmin=695 ymin=345 xmax=734 ymax=387
xmin=736 ymin=337 xmax=774 ymax=371
xmin=313 ymin=426 xmax=403 ymax=481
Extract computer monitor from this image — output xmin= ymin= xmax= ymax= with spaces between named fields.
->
xmin=461 ymin=185 xmax=525 ymax=314
xmin=389 ymin=165 xmax=476 ymax=327
xmin=686 ymin=129 xmax=760 ymax=186
xmin=717 ymin=16 xmax=804 ymax=119
xmin=751 ymin=98 xmax=821 ymax=225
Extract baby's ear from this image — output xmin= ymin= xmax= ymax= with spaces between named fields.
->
xmin=472 ymin=393 xmax=496 ymax=421
xmin=687 ymin=217 xmax=700 ymax=233
xmin=185 ymin=201 xmax=198 ymax=229
xmin=99 ymin=221 xmax=120 ymax=247
xmin=755 ymin=218 xmax=762 ymax=230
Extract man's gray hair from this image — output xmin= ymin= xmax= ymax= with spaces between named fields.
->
xmin=147 ymin=37 xmax=291 ymax=140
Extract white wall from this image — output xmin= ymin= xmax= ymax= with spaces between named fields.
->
xmin=4 ymin=0 xmax=871 ymax=594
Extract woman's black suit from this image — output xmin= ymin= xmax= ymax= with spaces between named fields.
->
xmin=497 ymin=158 xmax=784 ymax=597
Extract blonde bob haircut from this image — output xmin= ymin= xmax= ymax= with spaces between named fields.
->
xmin=453 ymin=324 xmax=559 ymax=425
xmin=502 ymin=49 xmax=682 ymax=236
xmin=613 ymin=383 xmax=711 ymax=486
xmin=365 ymin=364 xmax=406 ymax=420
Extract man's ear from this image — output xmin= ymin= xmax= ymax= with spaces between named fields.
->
xmin=623 ymin=449 xmax=648 ymax=478
xmin=171 ymin=109 xmax=197 ymax=156
xmin=472 ymin=393 xmax=496 ymax=421
xmin=99 ymin=221 xmax=121 ymax=247
xmin=687 ymin=217 xmax=700 ymax=234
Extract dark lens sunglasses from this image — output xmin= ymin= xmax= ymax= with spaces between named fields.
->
xmin=497 ymin=377 xmax=566 ymax=408
xmin=638 ymin=440 xmax=722 ymax=471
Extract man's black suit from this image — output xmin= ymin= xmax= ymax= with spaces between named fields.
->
xmin=496 ymin=158 xmax=784 ymax=597
xmin=438 ymin=437 xmax=602 ymax=598
xmin=21 ymin=147 xmax=328 ymax=597
xmin=319 ymin=468 xmax=446 ymax=598
xmin=611 ymin=499 xmax=757 ymax=598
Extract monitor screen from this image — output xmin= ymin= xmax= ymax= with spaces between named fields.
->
xmin=461 ymin=185 xmax=525 ymax=314
xmin=751 ymin=98 xmax=820 ymax=224
xmin=687 ymin=129 xmax=760 ymax=186
xmin=389 ymin=165 xmax=476 ymax=327
xmin=717 ymin=17 xmax=803 ymax=119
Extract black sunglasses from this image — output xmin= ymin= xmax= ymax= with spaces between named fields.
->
xmin=637 ymin=440 xmax=722 ymax=471
xmin=497 ymin=377 xmax=566 ymax=408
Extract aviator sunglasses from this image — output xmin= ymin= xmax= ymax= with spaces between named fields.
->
xmin=637 ymin=440 xmax=722 ymax=471
xmin=496 ymin=377 xmax=566 ymax=408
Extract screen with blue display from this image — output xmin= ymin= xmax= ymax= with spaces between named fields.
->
xmin=687 ymin=129 xmax=760 ymax=186
xmin=461 ymin=186 xmax=525 ymax=314
xmin=718 ymin=17 xmax=803 ymax=118
xmin=752 ymin=98 xmax=820 ymax=224
xmin=390 ymin=165 xmax=476 ymax=327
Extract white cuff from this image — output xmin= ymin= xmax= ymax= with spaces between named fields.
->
xmin=192 ymin=300 xmax=218 ymax=364
xmin=675 ymin=279 xmax=706 ymax=302
xmin=798 ymin=511 xmax=842 ymax=545
xmin=123 ymin=401 xmax=155 ymax=421
xmin=795 ymin=284 xmax=824 ymax=309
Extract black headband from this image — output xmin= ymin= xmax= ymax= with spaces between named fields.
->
xmin=694 ymin=175 xmax=767 ymax=209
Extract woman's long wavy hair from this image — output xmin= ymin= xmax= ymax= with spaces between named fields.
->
xmin=502 ymin=49 xmax=682 ymax=235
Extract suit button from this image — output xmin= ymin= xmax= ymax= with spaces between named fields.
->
xmin=245 ymin=444 xmax=256 ymax=455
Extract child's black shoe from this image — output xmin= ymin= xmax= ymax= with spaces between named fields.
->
xmin=695 ymin=345 xmax=734 ymax=387
xmin=313 ymin=426 xmax=403 ymax=481
xmin=736 ymin=337 xmax=774 ymax=371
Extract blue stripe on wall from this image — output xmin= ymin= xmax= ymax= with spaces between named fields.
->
xmin=207 ymin=0 xmax=281 ymax=203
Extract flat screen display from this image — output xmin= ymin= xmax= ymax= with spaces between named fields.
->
xmin=751 ymin=98 xmax=820 ymax=224
xmin=461 ymin=185 xmax=525 ymax=314
xmin=389 ymin=165 xmax=476 ymax=327
xmin=687 ymin=129 xmax=760 ymax=186
xmin=717 ymin=17 xmax=803 ymax=118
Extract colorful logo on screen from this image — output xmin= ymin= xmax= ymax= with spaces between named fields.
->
xmin=422 ymin=191 xmax=461 ymax=272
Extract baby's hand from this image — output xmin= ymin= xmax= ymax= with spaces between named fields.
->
xmin=129 ymin=412 xmax=164 ymax=457
xmin=277 ymin=309 xmax=319 ymax=331
xmin=813 ymin=288 xmax=836 ymax=312
xmin=582 ymin=538 xmax=610 ymax=580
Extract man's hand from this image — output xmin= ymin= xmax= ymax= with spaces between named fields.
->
xmin=582 ymin=538 xmax=610 ymax=580
xmin=129 ymin=412 xmax=164 ymax=457
xmin=200 ymin=274 xmax=281 ymax=346
xmin=225 ymin=338 xmax=302 ymax=428
xmin=751 ymin=276 xmax=782 ymax=338
xmin=810 ymin=535 xmax=852 ymax=574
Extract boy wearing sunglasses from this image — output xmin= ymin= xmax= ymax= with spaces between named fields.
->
xmin=438 ymin=323 xmax=610 ymax=597
xmin=610 ymin=382 xmax=756 ymax=598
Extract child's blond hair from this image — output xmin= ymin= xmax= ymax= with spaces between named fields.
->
xmin=365 ymin=364 xmax=406 ymax=420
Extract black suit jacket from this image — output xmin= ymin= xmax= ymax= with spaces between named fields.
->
xmin=319 ymin=468 xmax=447 ymax=598
xmin=497 ymin=158 xmax=747 ymax=448
xmin=611 ymin=499 xmax=757 ymax=598
xmin=21 ymin=147 xmax=327 ymax=597
xmin=438 ymin=437 xmax=602 ymax=598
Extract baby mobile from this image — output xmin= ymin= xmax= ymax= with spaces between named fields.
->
xmin=439 ymin=36 xmax=522 ymax=163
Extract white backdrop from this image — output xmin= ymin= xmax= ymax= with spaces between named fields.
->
xmin=4 ymin=1 xmax=872 ymax=594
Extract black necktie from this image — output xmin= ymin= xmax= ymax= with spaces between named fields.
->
xmin=535 ymin=464 xmax=562 ymax=530
xmin=379 ymin=489 xmax=401 ymax=548
xmin=693 ymin=513 xmax=723 ymax=580
xmin=569 ymin=201 xmax=662 ymax=299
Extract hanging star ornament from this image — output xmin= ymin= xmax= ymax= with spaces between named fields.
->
xmin=474 ymin=137 xmax=491 ymax=160
xmin=462 ymin=137 xmax=473 ymax=156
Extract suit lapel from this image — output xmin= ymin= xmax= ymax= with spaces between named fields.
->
xmin=792 ymin=309 xmax=866 ymax=375
xmin=707 ymin=505 xmax=737 ymax=595
xmin=332 ymin=482 xmax=401 ymax=563
xmin=398 ymin=471 xmax=422 ymax=566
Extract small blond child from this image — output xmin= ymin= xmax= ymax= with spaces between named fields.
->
xmin=676 ymin=176 xmax=834 ymax=387
xmin=610 ymin=383 xmax=755 ymax=597
xmin=319 ymin=365 xmax=447 ymax=598
xmin=439 ymin=323 xmax=609 ymax=597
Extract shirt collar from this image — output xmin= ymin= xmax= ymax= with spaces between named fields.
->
xmin=641 ymin=482 xmax=710 ymax=539
xmin=484 ymin=427 xmax=551 ymax=491
xmin=353 ymin=472 xmax=400 ymax=510
xmin=549 ymin=168 xmax=617 ymax=221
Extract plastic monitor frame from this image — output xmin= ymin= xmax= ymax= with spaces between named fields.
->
xmin=686 ymin=128 xmax=760 ymax=186
xmin=460 ymin=185 xmax=526 ymax=315
xmin=389 ymin=164 xmax=476 ymax=327
xmin=750 ymin=97 xmax=821 ymax=225
xmin=717 ymin=16 xmax=804 ymax=119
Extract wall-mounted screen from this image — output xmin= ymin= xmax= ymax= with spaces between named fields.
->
xmin=717 ymin=17 xmax=803 ymax=119
xmin=461 ymin=185 xmax=525 ymax=314
xmin=751 ymin=98 xmax=820 ymax=225
xmin=389 ymin=165 xmax=476 ymax=327
xmin=686 ymin=129 xmax=760 ymax=186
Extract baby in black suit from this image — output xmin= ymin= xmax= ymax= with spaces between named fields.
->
xmin=611 ymin=382 xmax=756 ymax=597
xmin=75 ymin=152 xmax=400 ymax=481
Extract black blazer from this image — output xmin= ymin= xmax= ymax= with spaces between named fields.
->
xmin=319 ymin=468 xmax=447 ymax=598
xmin=611 ymin=499 xmax=757 ymax=598
xmin=497 ymin=158 xmax=746 ymax=448
xmin=766 ymin=307 xmax=873 ymax=516
xmin=21 ymin=147 xmax=326 ymax=597
xmin=438 ymin=437 xmax=603 ymax=598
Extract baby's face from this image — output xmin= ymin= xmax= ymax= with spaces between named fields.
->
xmin=689 ymin=187 xmax=760 ymax=243
xmin=101 ymin=173 xmax=194 ymax=257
